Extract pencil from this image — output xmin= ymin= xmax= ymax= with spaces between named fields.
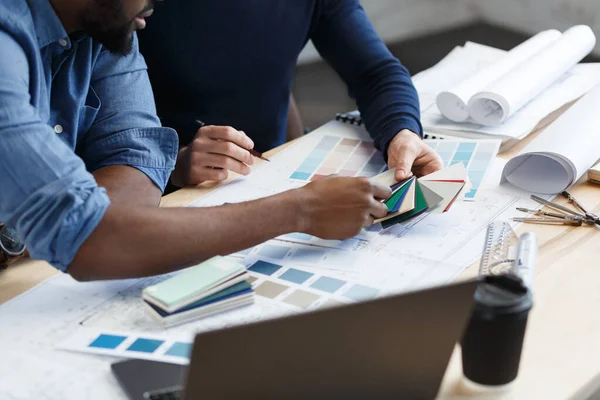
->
xmin=249 ymin=148 xmax=271 ymax=162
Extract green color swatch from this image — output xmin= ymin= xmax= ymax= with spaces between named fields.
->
xmin=382 ymin=181 xmax=429 ymax=229
xmin=384 ymin=178 xmax=413 ymax=212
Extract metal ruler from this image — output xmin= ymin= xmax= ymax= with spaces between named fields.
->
xmin=479 ymin=221 xmax=520 ymax=277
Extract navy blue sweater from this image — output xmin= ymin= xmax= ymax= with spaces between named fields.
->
xmin=139 ymin=0 xmax=422 ymax=154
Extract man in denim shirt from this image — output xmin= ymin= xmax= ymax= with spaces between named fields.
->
xmin=0 ymin=0 xmax=391 ymax=281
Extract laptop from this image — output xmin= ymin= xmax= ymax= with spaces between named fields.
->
xmin=112 ymin=279 xmax=480 ymax=400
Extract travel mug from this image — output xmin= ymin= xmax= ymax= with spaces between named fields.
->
xmin=460 ymin=274 xmax=533 ymax=387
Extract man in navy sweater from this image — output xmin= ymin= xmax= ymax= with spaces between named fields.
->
xmin=139 ymin=0 xmax=442 ymax=187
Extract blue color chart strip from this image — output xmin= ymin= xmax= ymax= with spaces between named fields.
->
xmin=425 ymin=140 xmax=498 ymax=200
xmin=357 ymin=151 xmax=387 ymax=177
xmin=78 ymin=332 xmax=194 ymax=363
xmin=290 ymin=135 xmax=340 ymax=181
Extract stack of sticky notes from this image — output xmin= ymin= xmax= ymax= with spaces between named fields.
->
xmin=372 ymin=163 xmax=468 ymax=228
xmin=143 ymin=257 xmax=254 ymax=328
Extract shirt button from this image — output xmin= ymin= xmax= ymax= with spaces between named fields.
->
xmin=58 ymin=38 xmax=68 ymax=47
xmin=54 ymin=124 xmax=63 ymax=134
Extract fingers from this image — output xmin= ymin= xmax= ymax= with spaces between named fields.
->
xmin=392 ymin=143 xmax=419 ymax=181
xmin=200 ymin=139 xmax=255 ymax=166
xmin=201 ymin=153 xmax=251 ymax=176
xmin=188 ymin=166 xmax=229 ymax=183
xmin=364 ymin=215 xmax=375 ymax=227
xmin=186 ymin=126 xmax=258 ymax=182
xmin=388 ymin=131 xmax=445 ymax=180
xmin=198 ymin=126 xmax=254 ymax=150
xmin=369 ymin=198 xmax=389 ymax=219
xmin=413 ymin=150 xmax=444 ymax=177
xmin=370 ymin=180 xmax=393 ymax=201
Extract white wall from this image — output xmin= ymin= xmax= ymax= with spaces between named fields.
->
xmin=298 ymin=0 xmax=600 ymax=64
xmin=298 ymin=0 xmax=473 ymax=63
xmin=474 ymin=0 xmax=600 ymax=55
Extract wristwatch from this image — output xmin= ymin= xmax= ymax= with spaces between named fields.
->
xmin=0 ymin=223 xmax=26 ymax=269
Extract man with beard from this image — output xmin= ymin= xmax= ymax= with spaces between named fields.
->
xmin=138 ymin=1 xmax=444 ymax=189
xmin=0 ymin=0 xmax=391 ymax=281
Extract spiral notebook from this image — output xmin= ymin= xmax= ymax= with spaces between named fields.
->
xmin=335 ymin=112 xmax=450 ymax=140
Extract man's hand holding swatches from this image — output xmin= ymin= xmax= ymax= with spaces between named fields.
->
xmin=387 ymin=130 xmax=444 ymax=181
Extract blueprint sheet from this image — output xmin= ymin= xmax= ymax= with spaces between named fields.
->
xmin=0 ymin=121 xmax=547 ymax=399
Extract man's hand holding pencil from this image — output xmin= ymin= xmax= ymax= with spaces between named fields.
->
xmin=171 ymin=124 xmax=259 ymax=187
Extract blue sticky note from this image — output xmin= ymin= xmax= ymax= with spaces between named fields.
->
xmin=127 ymin=338 xmax=164 ymax=353
xmin=89 ymin=334 xmax=127 ymax=350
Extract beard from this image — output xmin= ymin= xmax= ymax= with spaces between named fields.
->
xmin=81 ymin=0 xmax=141 ymax=55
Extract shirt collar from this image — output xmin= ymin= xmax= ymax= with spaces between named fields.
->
xmin=29 ymin=0 xmax=69 ymax=49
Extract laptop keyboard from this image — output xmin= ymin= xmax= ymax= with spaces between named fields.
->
xmin=144 ymin=386 xmax=183 ymax=400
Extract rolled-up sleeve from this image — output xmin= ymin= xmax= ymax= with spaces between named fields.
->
xmin=78 ymin=34 xmax=178 ymax=192
xmin=0 ymin=31 xmax=110 ymax=271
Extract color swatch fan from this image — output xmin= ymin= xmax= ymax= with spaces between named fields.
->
xmin=372 ymin=164 xmax=468 ymax=228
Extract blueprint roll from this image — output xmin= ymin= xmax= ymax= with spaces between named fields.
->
xmin=502 ymin=83 xmax=600 ymax=194
xmin=436 ymin=29 xmax=561 ymax=123
xmin=469 ymin=25 xmax=596 ymax=126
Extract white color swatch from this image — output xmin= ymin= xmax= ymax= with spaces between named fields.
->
xmin=503 ymin=83 xmax=600 ymax=194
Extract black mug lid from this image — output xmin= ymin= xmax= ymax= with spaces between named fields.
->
xmin=474 ymin=274 xmax=533 ymax=314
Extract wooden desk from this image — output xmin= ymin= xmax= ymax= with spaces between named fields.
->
xmin=437 ymin=102 xmax=600 ymax=399
xmin=1 ymin=120 xmax=599 ymax=400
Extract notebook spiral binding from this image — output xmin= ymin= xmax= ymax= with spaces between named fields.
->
xmin=335 ymin=112 xmax=363 ymax=126
xmin=422 ymin=133 xmax=446 ymax=140
xmin=335 ymin=112 xmax=446 ymax=140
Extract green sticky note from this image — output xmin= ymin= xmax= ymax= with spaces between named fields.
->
xmin=382 ymin=181 xmax=429 ymax=228
xmin=384 ymin=178 xmax=413 ymax=212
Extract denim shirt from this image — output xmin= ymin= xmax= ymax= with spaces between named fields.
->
xmin=0 ymin=0 xmax=178 ymax=271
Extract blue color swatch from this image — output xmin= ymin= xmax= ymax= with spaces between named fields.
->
xmin=292 ymin=248 xmax=325 ymax=263
xmin=127 ymin=338 xmax=164 ymax=353
xmin=258 ymin=244 xmax=291 ymax=260
xmin=89 ymin=334 xmax=127 ymax=350
xmin=165 ymin=342 xmax=193 ymax=358
xmin=279 ymin=268 xmax=313 ymax=284
xmin=310 ymin=276 xmax=346 ymax=293
xmin=290 ymin=136 xmax=340 ymax=180
xmin=248 ymin=260 xmax=282 ymax=276
xmin=344 ymin=285 xmax=380 ymax=302
xmin=426 ymin=140 xmax=497 ymax=200
xmin=357 ymin=152 xmax=386 ymax=177
xmin=290 ymin=172 xmax=311 ymax=180
xmin=284 ymin=232 xmax=314 ymax=241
